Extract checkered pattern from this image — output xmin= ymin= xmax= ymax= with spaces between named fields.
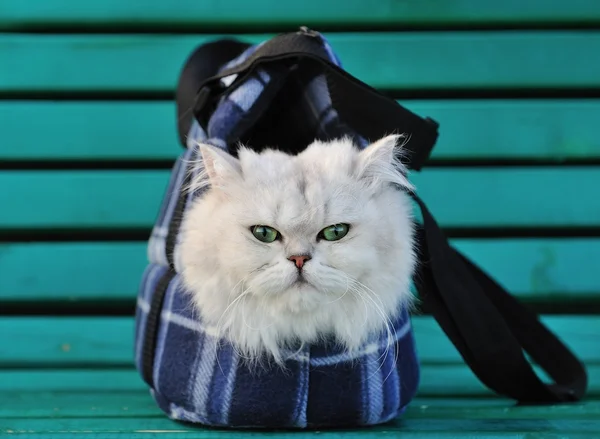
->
xmin=135 ymin=32 xmax=420 ymax=429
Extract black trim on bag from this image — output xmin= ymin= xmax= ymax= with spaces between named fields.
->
xmin=165 ymin=167 xmax=194 ymax=270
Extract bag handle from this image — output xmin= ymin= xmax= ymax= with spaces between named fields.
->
xmin=191 ymin=28 xmax=439 ymax=171
xmin=412 ymin=193 xmax=588 ymax=402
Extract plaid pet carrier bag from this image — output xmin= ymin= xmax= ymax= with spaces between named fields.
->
xmin=134 ymin=28 xmax=588 ymax=429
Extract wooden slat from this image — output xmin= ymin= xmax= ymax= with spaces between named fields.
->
xmin=0 ymin=317 xmax=133 ymax=366
xmin=417 ymin=365 xmax=600 ymax=397
xmin=1 ymin=316 xmax=597 ymax=366
xmin=2 ymin=1 xmax=600 ymax=29
xmin=0 ymin=102 xmax=177 ymax=161
xmin=2 ymin=239 xmax=600 ymax=302
xmin=0 ymin=243 xmax=147 ymax=301
xmin=3 ymin=366 xmax=600 ymax=396
xmin=2 ymin=414 xmax=599 ymax=437
xmin=2 ymin=391 xmax=600 ymax=420
xmin=2 ymin=32 xmax=600 ymax=92
xmin=3 ymin=100 xmax=600 ymax=161
xmin=0 ymin=370 xmax=147 ymax=392
xmin=1 ymin=168 xmax=599 ymax=229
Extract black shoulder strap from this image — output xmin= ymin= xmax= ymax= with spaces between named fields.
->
xmin=191 ymin=28 xmax=439 ymax=171
xmin=412 ymin=193 xmax=588 ymax=403
xmin=176 ymin=38 xmax=252 ymax=146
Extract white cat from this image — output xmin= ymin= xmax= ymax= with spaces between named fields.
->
xmin=178 ymin=134 xmax=417 ymax=363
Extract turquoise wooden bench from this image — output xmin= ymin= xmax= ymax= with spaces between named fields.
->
xmin=1 ymin=1 xmax=600 ymax=437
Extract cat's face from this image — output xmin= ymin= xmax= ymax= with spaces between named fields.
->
xmin=178 ymin=135 xmax=416 ymax=357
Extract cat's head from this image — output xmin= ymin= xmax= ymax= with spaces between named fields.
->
xmin=178 ymin=135 xmax=417 ymax=351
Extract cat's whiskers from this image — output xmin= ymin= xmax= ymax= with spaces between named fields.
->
xmin=342 ymin=275 xmax=370 ymax=331
xmin=323 ymin=274 xmax=352 ymax=305
xmin=354 ymin=282 xmax=397 ymax=371
xmin=345 ymin=279 xmax=394 ymax=374
xmin=228 ymin=274 xmax=253 ymax=302
xmin=216 ymin=286 xmax=250 ymax=337
xmin=348 ymin=278 xmax=399 ymax=384
xmin=241 ymin=292 xmax=275 ymax=331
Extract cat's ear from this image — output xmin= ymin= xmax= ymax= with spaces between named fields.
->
xmin=199 ymin=143 xmax=243 ymax=188
xmin=355 ymin=134 xmax=413 ymax=190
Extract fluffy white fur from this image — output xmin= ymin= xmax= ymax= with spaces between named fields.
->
xmin=178 ymin=135 xmax=418 ymax=363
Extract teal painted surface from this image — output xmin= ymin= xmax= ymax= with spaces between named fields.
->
xmin=2 ymin=168 xmax=599 ymax=229
xmin=2 ymin=239 xmax=599 ymax=301
xmin=418 ymin=365 xmax=600 ymax=397
xmin=0 ymin=102 xmax=179 ymax=160
xmin=1 ymin=316 xmax=597 ymax=365
xmin=2 ymin=0 xmax=600 ymax=28
xmin=407 ymin=100 xmax=600 ymax=160
xmin=0 ymin=370 xmax=148 ymax=392
xmin=2 ymin=33 xmax=600 ymax=92
xmin=18 ymin=388 xmax=600 ymax=419
xmin=0 ymin=243 xmax=148 ymax=301
xmin=0 ymin=171 xmax=166 ymax=229
xmin=2 ymin=415 xmax=599 ymax=437
xmin=2 ymin=392 xmax=600 ymax=433
xmin=3 ymin=100 xmax=600 ymax=161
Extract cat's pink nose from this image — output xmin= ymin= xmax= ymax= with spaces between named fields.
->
xmin=288 ymin=255 xmax=311 ymax=269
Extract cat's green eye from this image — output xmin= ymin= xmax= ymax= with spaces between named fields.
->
xmin=319 ymin=223 xmax=350 ymax=242
xmin=251 ymin=225 xmax=280 ymax=243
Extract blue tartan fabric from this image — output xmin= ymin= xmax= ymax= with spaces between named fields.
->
xmin=135 ymin=32 xmax=420 ymax=428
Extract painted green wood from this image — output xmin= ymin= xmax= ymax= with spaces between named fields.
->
xmin=0 ymin=317 xmax=134 ymax=366
xmin=3 ymin=100 xmax=600 ymax=161
xmin=0 ymin=370 xmax=147 ymax=392
xmin=2 ymin=0 xmax=600 ymax=29
xmin=0 ymin=242 xmax=148 ymax=301
xmin=1 ymin=316 xmax=597 ymax=366
xmin=417 ymin=365 xmax=600 ymax=397
xmin=2 ymin=33 xmax=600 ymax=92
xmin=2 ymin=168 xmax=599 ymax=229
xmin=3 ymin=366 xmax=599 ymax=396
xmin=2 ymin=239 xmax=599 ymax=302
xmin=2 ymin=416 xmax=599 ymax=437
xmin=1 ymin=391 xmax=160 ymax=419
xmin=3 ymin=391 xmax=600 ymax=420
xmin=0 ymin=171 xmax=165 ymax=229
xmin=0 ymin=102 xmax=179 ymax=161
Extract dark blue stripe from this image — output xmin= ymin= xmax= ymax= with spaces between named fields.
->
xmin=380 ymin=341 xmax=400 ymax=421
xmin=228 ymin=356 xmax=303 ymax=428
xmin=155 ymin=282 xmax=205 ymax=413
xmin=306 ymin=357 xmax=365 ymax=428
xmin=397 ymin=328 xmax=420 ymax=411
xmin=207 ymin=343 xmax=235 ymax=423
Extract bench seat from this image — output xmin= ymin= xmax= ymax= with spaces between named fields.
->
xmin=4 ymin=386 xmax=600 ymax=438
xmin=2 ymin=316 xmax=600 ymax=436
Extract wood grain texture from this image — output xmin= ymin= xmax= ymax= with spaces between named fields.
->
xmin=3 ymin=100 xmax=600 ymax=161
xmin=2 ymin=168 xmax=599 ymax=229
xmin=2 ymin=0 xmax=600 ymax=29
xmin=2 ymin=239 xmax=599 ymax=302
xmin=2 ymin=414 xmax=599 ymax=438
xmin=1 ymin=316 xmax=597 ymax=366
xmin=2 ymin=32 xmax=600 ymax=92
xmin=0 ymin=394 xmax=600 ymax=421
xmin=2 ymin=390 xmax=600 ymax=420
